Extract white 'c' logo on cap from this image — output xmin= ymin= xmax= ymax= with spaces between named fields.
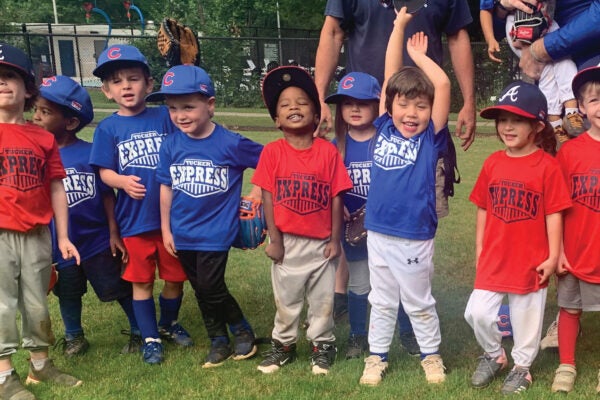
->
xmin=499 ymin=85 xmax=520 ymax=103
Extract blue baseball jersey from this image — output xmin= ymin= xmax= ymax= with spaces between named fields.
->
xmin=51 ymin=139 xmax=112 ymax=269
xmin=156 ymin=125 xmax=263 ymax=251
xmin=365 ymin=114 xmax=446 ymax=240
xmin=89 ymin=106 xmax=177 ymax=237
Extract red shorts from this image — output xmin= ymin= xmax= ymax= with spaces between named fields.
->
xmin=122 ymin=231 xmax=187 ymax=283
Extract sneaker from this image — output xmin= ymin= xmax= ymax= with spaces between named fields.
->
xmin=311 ymin=342 xmax=337 ymax=375
xmin=421 ymin=354 xmax=446 ymax=384
xmin=59 ymin=334 xmax=90 ymax=357
xmin=142 ymin=340 xmax=164 ymax=365
xmin=232 ymin=329 xmax=257 ymax=361
xmin=334 ymin=293 xmax=348 ymax=322
xmin=501 ymin=366 xmax=532 ymax=394
xmin=25 ymin=359 xmax=82 ymax=386
xmin=563 ymin=112 xmax=586 ymax=136
xmin=551 ymin=364 xmax=576 ymax=393
xmin=554 ymin=125 xmax=571 ymax=144
xmin=346 ymin=334 xmax=368 ymax=359
xmin=202 ymin=339 xmax=232 ymax=368
xmin=540 ymin=320 xmax=558 ymax=350
xmin=257 ymin=340 xmax=297 ymax=374
xmin=120 ymin=329 xmax=143 ymax=354
xmin=399 ymin=331 xmax=420 ymax=356
xmin=471 ymin=349 xmax=508 ymax=388
xmin=359 ymin=355 xmax=388 ymax=386
xmin=158 ymin=322 xmax=193 ymax=347
xmin=0 ymin=371 xmax=36 ymax=400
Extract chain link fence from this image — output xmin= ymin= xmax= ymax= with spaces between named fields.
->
xmin=1 ymin=24 xmax=520 ymax=111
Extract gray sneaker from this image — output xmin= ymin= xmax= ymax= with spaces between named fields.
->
xmin=25 ymin=359 xmax=82 ymax=387
xmin=471 ymin=349 xmax=508 ymax=388
xmin=399 ymin=331 xmax=420 ymax=356
xmin=345 ymin=334 xmax=368 ymax=359
xmin=0 ymin=371 xmax=36 ymax=400
xmin=501 ymin=366 xmax=532 ymax=395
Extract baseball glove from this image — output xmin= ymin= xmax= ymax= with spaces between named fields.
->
xmin=509 ymin=2 xmax=551 ymax=44
xmin=157 ymin=18 xmax=200 ymax=67
xmin=345 ymin=204 xmax=367 ymax=247
xmin=232 ymin=197 xmax=267 ymax=250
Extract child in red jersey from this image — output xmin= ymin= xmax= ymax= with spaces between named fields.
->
xmin=0 ymin=43 xmax=81 ymax=400
xmin=551 ymin=60 xmax=600 ymax=394
xmin=465 ymin=80 xmax=571 ymax=394
xmin=252 ymin=66 xmax=352 ymax=375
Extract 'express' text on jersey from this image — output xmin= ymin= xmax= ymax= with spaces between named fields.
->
xmin=373 ymin=132 xmax=420 ymax=170
xmin=170 ymin=159 xmax=228 ymax=198
xmin=275 ymin=173 xmax=330 ymax=214
xmin=118 ymin=131 xmax=165 ymax=170
xmin=0 ymin=147 xmax=45 ymax=191
xmin=488 ymin=179 xmax=541 ymax=222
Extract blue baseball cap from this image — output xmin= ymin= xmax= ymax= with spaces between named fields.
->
xmin=325 ymin=72 xmax=381 ymax=104
xmin=572 ymin=57 xmax=600 ymax=97
xmin=146 ymin=65 xmax=215 ymax=102
xmin=0 ymin=42 xmax=35 ymax=83
xmin=262 ymin=66 xmax=320 ymax=120
xmin=480 ymin=80 xmax=547 ymax=121
xmin=93 ymin=44 xmax=149 ymax=79
xmin=39 ymin=75 xmax=94 ymax=126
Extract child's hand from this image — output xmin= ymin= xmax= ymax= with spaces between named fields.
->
xmin=556 ymin=251 xmax=571 ymax=276
xmin=343 ymin=206 xmax=350 ymax=222
xmin=486 ymin=38 xmax=502 ymax=63
xmin=59 ymin=239 xmax=81 ymax=265
xmin=162 ymin=231 xmax=177 ymax=258
xmin=109 ymin=234 xmax=129 ymax=264
xmin=123 ymin=175 xmax=146 ymax=200
xmin=265 ymin=241 xmax=284 ymax=264
xmin=406 ymin=32 xmax=428 ymax=60
xmin=324 ymin=240 xmax=341 ymax=260
xmin=536 ymin=257 xmax=557 ymax=285
xmin=393 ymin=6 xmax=413 ymax=29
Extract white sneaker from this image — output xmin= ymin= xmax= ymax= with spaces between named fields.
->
xmin=359 ymin=355 xmax=388 ymax=386
xmin=421 ymin=354 xmax=446 ymax=383
xmin=540 ymin=320 xmax=558 ymax=350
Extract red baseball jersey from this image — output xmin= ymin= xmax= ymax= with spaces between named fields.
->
xmin=470 ymin=149 xmax=571 ymax=294
xmin=557 ymin=132 xmax=600 ymax=283
xmin=252 ymin=137 xmax=353 ymax=239
xmin=0 ymin=123 xmax=66 ymax=232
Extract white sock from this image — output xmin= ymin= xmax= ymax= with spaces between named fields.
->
xmin=0 ymin=368 xmax=14 ymax=384
xmin=565 ymin=108 xmax=579 ymax=115
xmin=550 ymin=120 xmax=562 ymax=129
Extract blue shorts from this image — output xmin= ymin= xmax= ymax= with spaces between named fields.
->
xmin=53 ymin=248 xmax=132 ymax=302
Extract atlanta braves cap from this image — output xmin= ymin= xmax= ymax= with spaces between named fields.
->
xmin=93 ymin=44 xmax=149 ymax=79
xmin=325 ymin=72 xmax=381 ymax=104
xmin=262 ymin=66 xmax=320 ymax=120
xmin=572 ymin=57 xmax=600 ymax=98
xmin=0 ymin=42 xmax=35 ymax=83
xmin=39 ymin=75 xmax=94 ymax=126
xmin=480 ymin=80 xmax=547 ymax=121
xmin=146 ymin=65 xmax=215 ymax=102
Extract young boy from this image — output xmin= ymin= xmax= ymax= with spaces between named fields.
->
xmin=551 ymin=60 xmax=600 ymax=394
xmin=252 ymin=65 xmax=353 ymax=375
xmin=359 ymin=9 xmax=450 ymax=386
xmin=89 ymin=44 xmax=192 ymax=365
xmin=32 ymin=75 xmax=141 ymax=357
xmin=148 ymin=65 xmax=263 ymax=367
xmin=0 ymin=42 xmax=82 ymax=400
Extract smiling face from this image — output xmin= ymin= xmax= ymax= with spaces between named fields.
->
xmin=496 ymin=110 xmax=543 ymax=156
xmin=101 ymin=67 xmax=153 ymax=116
xmin=390 ymin=93 xmax=432 ymax=138
xmin=0 ymin=66 xmax=31 ymax=116
xmin=340 ymin=97 xmax=379 ymax=131
xmin=165 ymin=93 xmax=215 ymax=139
xmin=578 ymin=82 xmax=600 ymax=138
xmin=274 ymin=86 xmax=319 ymax=135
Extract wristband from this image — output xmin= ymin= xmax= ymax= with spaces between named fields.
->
xmin=529 ymin=44 xmax=545 ymax=63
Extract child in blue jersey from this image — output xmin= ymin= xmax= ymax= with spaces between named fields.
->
xmin=89 ymin=45 xmax=192 ymax=365
xmin=32 ymin=75 xmax=141 ymax=357
xmin=149 ymin=65 xmax=263 ymax=368
xmin=359 ymin=9 xmax=450 ymax=386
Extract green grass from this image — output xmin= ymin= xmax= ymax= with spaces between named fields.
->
xmin=14 ymin=130 xmax=600 ymax=399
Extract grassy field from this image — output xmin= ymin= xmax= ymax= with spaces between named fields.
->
xmin=14 ymin=128 xmax=600 ymax=399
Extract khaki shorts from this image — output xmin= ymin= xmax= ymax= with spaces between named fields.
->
xmin=557 ymin=273 xmax=600 ymax=311
xmin=435 ymin=158 xmax=449 ymax=218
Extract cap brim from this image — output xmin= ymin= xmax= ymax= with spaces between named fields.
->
xmin=480 ymin=105 xmax=537 ymax=120
xmin=93 ymin=60 xmax=149 ymax=79
xmin=262 ymin=66 xmax=321 ymax=120
xmin=324 ymin=93 xmax=379 ymax=104
xmin=146 ymin=89 xmax=212 ymax=103
xmin=572 ymin=67 xmax=600 ymax=98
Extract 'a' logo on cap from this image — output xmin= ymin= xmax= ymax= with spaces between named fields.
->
xmin=341 ymin=76 xmax=355 ymax=90
xmin=499 ymin=85 xmax=520 ymax=103
xmin=163 ymin=71 xmax=175 ymax=86
xmin=107 ymin=47 xmax=122 ymax=60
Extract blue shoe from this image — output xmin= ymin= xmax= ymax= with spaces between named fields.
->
xmin=232 ymin=329 xmax=257 ymax=360
xmin=142 ymin=340 xmax=164 ymax=365
xmin=159 ymin=322 xmax=194 ymax=347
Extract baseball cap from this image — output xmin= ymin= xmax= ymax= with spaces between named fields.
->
xmin=146 ymin=65 xmax=215 ymax=102
xmin=93 ymin=44 xmax=149 ymax=79
xmin=39 ymin=75 xmax=94 ymax=126
xmin=572 ymin=57 xmax=600 ymax=97
xmin=262 ymin=66 xmax=320 ymax=120
xmin=325 ymin=72 xmax=381 ymax=104
xmin=0 ymin=42 xmax=35 ymax=83
xmin=480 ymin=80 xmax=547 ymax=121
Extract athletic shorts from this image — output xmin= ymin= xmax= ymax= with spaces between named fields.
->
xmin=122 ymin=231 xmax=187 ymax=283
xmin=557 ymin=273 xmax=600 ymax=312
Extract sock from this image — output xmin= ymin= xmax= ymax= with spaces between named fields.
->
xmin=158 ymin=294 xmax=182 ymax=328
xmin=565 ymin=108 xmax=579 ymax=115
xmin=397 ymin=303 xmax=414 ymax=335
xmin=118 ymin=295 xmax=139 ymax=333
xmin=211 ymin=335 xmax=230 ymax=346
xmin=132 ymin=298 xmax=159 ymax=340
xmin=0 ymin=369 xmax=14 ymax=384
xmin=228 ymin=317 xmax=252 ymax=336
xmin=370 ymin=351 xmax=388 ymax=362
xmin=31 ymin=358 xmax=48 ymax=371
xmin=558 ymin=308 xmax=580 ymax=366
xmin=58 ymin=296 xmax=83 ymax=339
xmin=348 ymin=291 xmax=369 ymax=337
xmin=550 ymin=119 xmax=562 ymax=129
xmin=420 ymin=351 xmax=439 ymax=360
